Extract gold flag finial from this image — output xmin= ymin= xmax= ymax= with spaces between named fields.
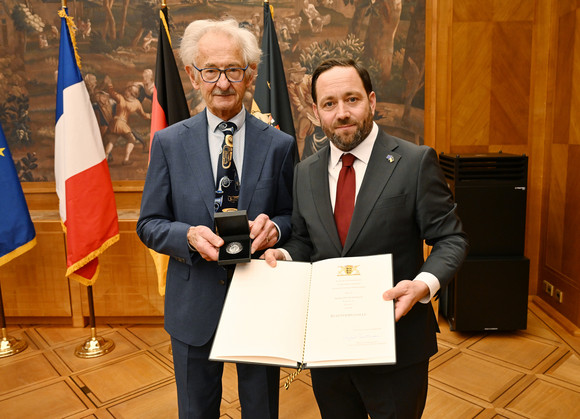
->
xmin=265 ymin=0 xmax=274 ymax=19
xmin=57 ymin=9 xmax=82 ymax=69
xmin=61 ymin=0 xmax=67 ymax=8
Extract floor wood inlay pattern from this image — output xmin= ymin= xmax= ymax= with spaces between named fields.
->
xmin=0 ymin=301 xmax=579 ymax=418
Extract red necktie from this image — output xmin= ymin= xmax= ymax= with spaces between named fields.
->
xmin=334 ymin=153 xmax=356 ymax=246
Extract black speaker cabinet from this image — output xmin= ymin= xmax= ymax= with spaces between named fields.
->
xmin=439 ymin=153 xmax=528 ymax=256
xmin=438 ymin=153 xmax=530 ymax=331
xmin=440 ymin=257 xmax=530 ymax=331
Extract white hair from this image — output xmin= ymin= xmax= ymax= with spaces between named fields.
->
xmin=179 ymin=19 xmax=261 ymax=79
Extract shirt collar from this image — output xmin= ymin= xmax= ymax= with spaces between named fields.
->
xmin=206 ymin=107 xmax=246 ymax=133
xmin=329 ymin=122 xmax=379 ymax=168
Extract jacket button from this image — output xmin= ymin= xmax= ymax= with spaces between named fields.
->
xmin=219 ymin=280 xmax=225 ymax=285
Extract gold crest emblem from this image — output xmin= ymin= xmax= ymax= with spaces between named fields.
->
xmin=337 ymin=265 xmax=360 ymax=276
xmin=251 ymin=110 xmax=279 ymax=129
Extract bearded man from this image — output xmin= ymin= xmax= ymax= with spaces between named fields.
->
xmin=264 ymin=58 xmax=468 ymax=419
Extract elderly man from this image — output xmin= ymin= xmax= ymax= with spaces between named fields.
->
xmin=265 ymin=58 xmax=468 ymax=418
xmin=137 ymin=19 xmax=295 ymax=419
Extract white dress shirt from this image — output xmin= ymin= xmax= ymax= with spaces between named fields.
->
xmin=207 ymin=108 xmax=246 ymax=180
xmin=328 ymin=122 xmax=378 ymax=210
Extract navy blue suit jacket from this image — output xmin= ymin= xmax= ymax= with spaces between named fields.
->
xmin=137 ymin=110 xmax=295 ymax=347
xmin=284 ymin=130 xmax=468 ymax=368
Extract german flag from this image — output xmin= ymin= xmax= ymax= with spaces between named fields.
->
xmin=150 ymin=4 xmax=190 ymax=154
xmin=251 ymin=0 xmax=297 ymax=161
xmin=149 ymin=4 xmax=190 ymax=295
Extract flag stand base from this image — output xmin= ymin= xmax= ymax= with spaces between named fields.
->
xmin=74 ymin=327 xmax=115 ymax=359
xmin=0 ymin=281 xmax=29 ymax=358
xmin=0 ymin=328 xmax=28 ymax=358
xmin=74 ymin=286 xmax=115 ymax=358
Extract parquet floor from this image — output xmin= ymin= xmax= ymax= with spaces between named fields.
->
xmin=1 ymin=300 xmax=579 ymax=419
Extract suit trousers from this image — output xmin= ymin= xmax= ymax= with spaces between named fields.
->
xmin=311 ymin=360 xmax=429 ymax=419
xmin=171 ymin=336 xmax=280 ymax=419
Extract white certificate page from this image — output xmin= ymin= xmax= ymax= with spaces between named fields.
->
xmin=303 ymin=254 xmax=396 ymax=367
xmin=210 ymin=260 xmax=312 ymax=367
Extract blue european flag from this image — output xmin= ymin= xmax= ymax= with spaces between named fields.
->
xmin=0 ymin=122 xmax=36 ymax=266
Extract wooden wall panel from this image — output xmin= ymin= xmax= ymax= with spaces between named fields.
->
xmin=545 ymin=144 xmax=568 ymax=271
xmin=450 ymin=22 xmax=492 ymax=148
xmin=492 ymin=0 xmax=534 ymax=22
xmin=453 ymin=0 xmax=493 ymax=22
xmin=553 ymin=12 xmax=575 ymax=144
xmin=562 ymin=145 xmax=580 ymax=278
xmin=22 ymin=183 xmax=59 ymax=211
xmin=14 ymin=182 xmax=165 ymax=322
xmin=572 ymin=9 xmax=580 ymax=145
xmin=526 ymin=0 xmax=554 ymax=298
xmin=1 ymin=209 xmax=164 ymax=323
xmin=536 ymin=1 xmax=580 ymax=328
xmin=448 ymin=4 xmax=535 ymax=151
xmin=1 ymin=213 xmax=71 ymax=318
xmin=111 ymin=181 xmax=145 ymax=210
xmin=490 ymin=22 xmax=532 ymax=145
xmin=558 ymin=0 xmax=579 ymax=15
xmin=545 ymin=6 xmax=577 ymax=280
xmin=80 ymin=214 xmax=164 ymax=318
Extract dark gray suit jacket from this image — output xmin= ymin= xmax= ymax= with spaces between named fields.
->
xmin=284 ymin=130 xmax=468 ymax=368
xmin=137 ymin=110 xmax=295 ymax=347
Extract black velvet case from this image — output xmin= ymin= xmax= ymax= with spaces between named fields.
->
xmin=214 ymin=210 xmax=251 ymax=265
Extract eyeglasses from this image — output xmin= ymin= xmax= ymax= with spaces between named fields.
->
xmin=193 ymin=65 xmax=249 ymax=83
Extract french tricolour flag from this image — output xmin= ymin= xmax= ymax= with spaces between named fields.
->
xmin=55 ymin=10 xmax=119 ymax=285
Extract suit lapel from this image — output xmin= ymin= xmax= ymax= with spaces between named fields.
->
xmin=310 ymin=148 xmax=343 ymax=254
xmin=238 ymin=115 xmax=271 ymax=209
xmin=180 ymin=110 xmax=215 ymax=217
xmin=343 ymin=131 xmax=400 ymax=254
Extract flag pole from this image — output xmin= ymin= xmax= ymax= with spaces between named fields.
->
xmin=74 ymin=285 xmax=115 ymax=358
xmin=0 ymin=281 xmax=28 ymax=358
xmin=62 ymin=234 xmax=114 ymax=358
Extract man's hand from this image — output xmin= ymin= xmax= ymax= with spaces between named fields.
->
xmin=249 ymin=214 xmax=279 ymax=254
xmin=262 ymin=249 xmax=286 ymax=267
xmin=382 ymin=280 xmax=430 ymax=322
xmin=187 ymin=225 xmax=224 ymax=261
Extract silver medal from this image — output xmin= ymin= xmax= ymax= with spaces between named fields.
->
xmin=226 ymin=241 xmax=243 ymax=255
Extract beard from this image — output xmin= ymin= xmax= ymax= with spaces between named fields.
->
xmin=324 ymin=107 xmax=374 ymax=152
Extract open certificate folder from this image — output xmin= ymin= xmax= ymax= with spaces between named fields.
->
xmin=210 ymin=254 xmax=396 ymax=369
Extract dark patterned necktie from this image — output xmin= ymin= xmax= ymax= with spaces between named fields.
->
xmin=215 ymin=121 xmax=239 ymax=212
xmin=334 ymin=153 xmax=356 ymax=246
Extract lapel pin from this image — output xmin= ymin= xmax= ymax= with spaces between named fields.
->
xmin=386 ymin=155 xmax=394 ymax=163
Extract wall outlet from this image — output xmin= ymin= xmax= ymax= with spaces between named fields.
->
xmin=543 ymin=280 xmax=554 ymax=296
xmin=555 ymin=289 xmax=563 ymax=303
